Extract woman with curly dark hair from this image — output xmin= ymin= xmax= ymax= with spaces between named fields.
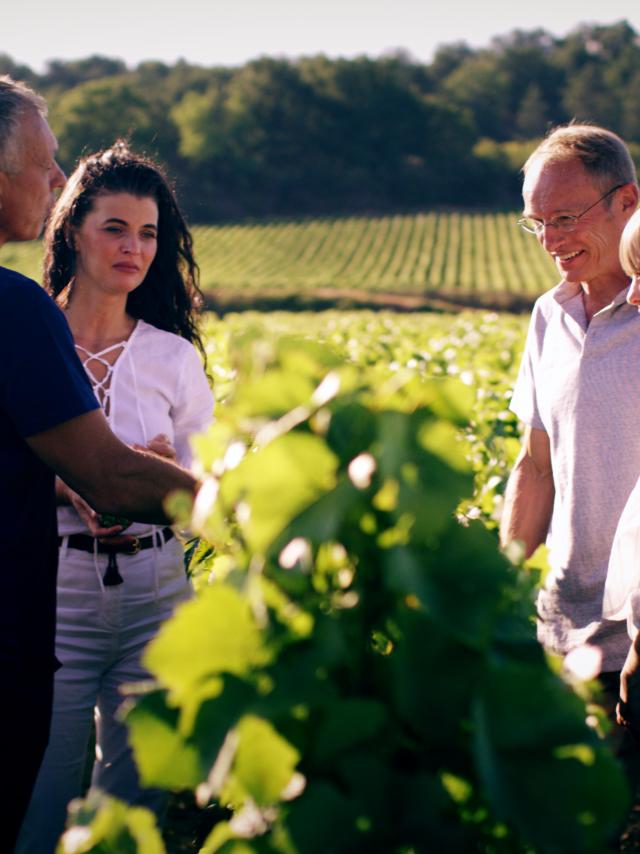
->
xmin=16 ymin=142 xmax=214 ymax=854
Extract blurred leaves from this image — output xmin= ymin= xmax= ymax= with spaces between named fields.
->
xmin=56 ymin=791 xmax=164 ymax=854
xmin=75 ymin=312 xmax=628 ymax=853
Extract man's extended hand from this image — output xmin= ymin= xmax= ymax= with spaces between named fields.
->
xmin=618 ymin=628 xmax=640 ymax=736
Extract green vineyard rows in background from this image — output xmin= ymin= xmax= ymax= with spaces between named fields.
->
xmin=1 ymin=212 xmax=558 ymax=301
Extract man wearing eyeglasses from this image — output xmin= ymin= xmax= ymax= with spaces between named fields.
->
xmin=500 ymin=124 xmax=640 ymax=750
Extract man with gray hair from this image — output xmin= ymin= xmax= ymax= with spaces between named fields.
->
xmin=0 ymin=79 xmax=65 ymax=242
xmin=500 ymin=123 xmax=640 ymax=765
xmin=0 ymin=76 xmax=201 ymax=848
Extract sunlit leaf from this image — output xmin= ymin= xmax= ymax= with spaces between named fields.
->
xmin=144 ymin=586 xmax=268 ymax=703
xmin=126 ymin=690 xmax=203 ymax=788
xmin=221 ymin=433 xmax=338 ymax=553
xmin=223 ymin=716 xmax=300 ymax=807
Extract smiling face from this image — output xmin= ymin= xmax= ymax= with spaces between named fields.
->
xmin=71 ymin=192 xmax=159 ymax=298
xmin=0 ymin=109 xmax=66 ymax=246
xmin=522 ymin=157 xmax=638 ymax=290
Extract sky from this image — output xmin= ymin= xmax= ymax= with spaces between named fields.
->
xmin=6 ymin=0 xmax=640 ymax=72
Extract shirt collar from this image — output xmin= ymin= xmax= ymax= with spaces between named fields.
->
xmin=552 ymin=279 xmax=582 ymax=307
xmin=552 ymin=279 xmax=632 ymax=313
xmin=612 ymin=287 xmax=632 ymax=310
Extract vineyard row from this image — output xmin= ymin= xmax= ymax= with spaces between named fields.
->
xmin=1 ymin=212 xmax=559 ymax=300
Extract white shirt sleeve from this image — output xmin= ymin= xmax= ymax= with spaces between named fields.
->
xmin=509 ymin=303 xmax=546 ymax=431
xmin=172 ymin=343 xmax=215 ymax=468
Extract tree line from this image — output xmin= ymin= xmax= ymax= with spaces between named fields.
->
xmin=3 ymin=19 xmax=640 ymax=221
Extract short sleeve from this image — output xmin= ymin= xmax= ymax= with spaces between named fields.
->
xmin=509 ymin=304 xmax=545 ymax=431
xmin=172 ymin=344 xmax=215 ymax=467
xmin=0 ymin=275 xmax=99 ymax=436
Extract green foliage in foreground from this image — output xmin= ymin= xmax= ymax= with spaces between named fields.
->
xmin=2 ymin=211 xmax=557 ymax=305
xmin=55 ymin=791 xmax=164 ymax=853
xmin=58 ymin=312 xmax=628 ymax=853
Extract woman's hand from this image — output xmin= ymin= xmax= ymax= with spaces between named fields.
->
xmin=68 ymin=488 xmax=123 ymax=537
xmin=133 ymin=433 xmax=177 ymax=461
xmin=61 ymin=481 xmax=134 ymax=544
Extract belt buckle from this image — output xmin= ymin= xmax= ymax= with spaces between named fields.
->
xmin=124 ymin=537 xmax=141 ymax=555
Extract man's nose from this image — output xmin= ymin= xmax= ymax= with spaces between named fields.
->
xmin=50 ymin=160 xmax=66 ymax=190
xmin=540 ymin=223 xmax=564 ymax=253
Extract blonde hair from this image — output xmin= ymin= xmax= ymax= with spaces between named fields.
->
xmin=524 ymin=123 xmax=638 ymax=194
xmin=620 ymin=208 xmax=640 ymax=276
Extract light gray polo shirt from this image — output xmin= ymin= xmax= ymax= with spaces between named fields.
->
xmin=511 ymin=280 xmax=640 ymax=671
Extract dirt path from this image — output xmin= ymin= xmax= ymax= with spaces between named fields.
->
xmin=203 ymin=286 xmax=538 ymax=315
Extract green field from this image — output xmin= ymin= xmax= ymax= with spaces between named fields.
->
xmin=0 ymin=211 xmax=558 ymax=310
xmin=59 ymin=308 xmax=631 ymax=853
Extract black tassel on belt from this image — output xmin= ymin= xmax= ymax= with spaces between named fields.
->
xmin=103 ymin=551 xmax=124 ymax=586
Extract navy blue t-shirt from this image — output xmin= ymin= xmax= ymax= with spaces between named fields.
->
xmin=0 ymin=267 xmax=98 ymax=668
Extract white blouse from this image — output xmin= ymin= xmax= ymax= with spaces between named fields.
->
xmin=58 ymin=319 xmax=214 ymax=537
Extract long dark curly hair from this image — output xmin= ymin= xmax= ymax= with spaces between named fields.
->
xmin=44 ymin=140 xmax=206 ymax=358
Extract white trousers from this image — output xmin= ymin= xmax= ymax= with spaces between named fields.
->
xmin=15 ymin=534 xmax=191 ymax=854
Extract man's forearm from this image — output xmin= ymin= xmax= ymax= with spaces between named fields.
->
xmin=87 ymin=447 xmax=198 ymax=524
xmin=55 ymin=477 xmax=71 ymax=506
xmin=27 ymin=409 xmax=200 ymax=527
xmin=500 ymin=457 xmax=554 ymax=557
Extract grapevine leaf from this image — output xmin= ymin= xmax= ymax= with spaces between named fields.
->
xmin=126 ymin=690 xmax=203 ymax=788
xmin=57 ymin=791 xmax=164 ymax=854
xmin=143 ymin=586 xmax=268 ymax=703
xmin=473 ymin=659 xmax=630 ymax=851
xmin=311 ymin=699 xmax=388 ymax=762
xmin=221 ymin=433 xmax=338 ymax=553
xmin=222 ymin=715 xmax=300 ymax=807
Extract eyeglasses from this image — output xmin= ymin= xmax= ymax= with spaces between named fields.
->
xmin=517 ymin=184 xmax=625 ymax=235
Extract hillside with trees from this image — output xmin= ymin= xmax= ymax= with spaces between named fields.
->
xmin=2 ymin=19 xmax=640 ymax=221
